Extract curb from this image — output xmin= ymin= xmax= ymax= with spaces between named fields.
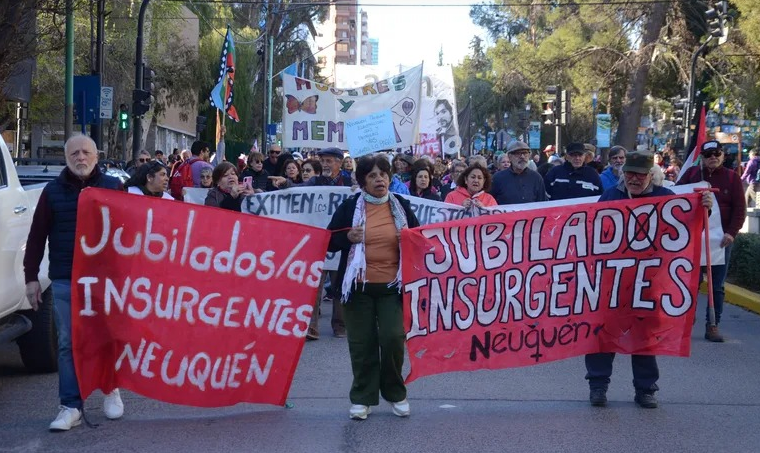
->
xmin=700 ymin=282 xmax=760 ymax=316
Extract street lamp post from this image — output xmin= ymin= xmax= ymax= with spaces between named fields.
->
xmin=592 ymin=91 xmax=598 ymax=145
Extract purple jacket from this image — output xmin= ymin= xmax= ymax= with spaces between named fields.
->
xmin=741 ymin=156 xmax=760 ymax=185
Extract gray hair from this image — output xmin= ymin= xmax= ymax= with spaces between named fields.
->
xmin=64 ymin=133 xmax=97 ymax=155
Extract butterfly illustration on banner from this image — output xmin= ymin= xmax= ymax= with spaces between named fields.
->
xmin=286 ymin=95 xmax=319 ymax=114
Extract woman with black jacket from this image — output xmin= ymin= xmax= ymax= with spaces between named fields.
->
xmin=407 ymin=166 xmax=441 ymax=201
xmin=327 ymin=153 xmax=419 ymax=421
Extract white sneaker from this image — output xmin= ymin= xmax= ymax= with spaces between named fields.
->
xmin=103 ymin=389 xmax=124 ymax=420
xmin=349 ymin=404 xmax=371 ymax=420
xmin=391 ymin=399 xmax=410 ymax=417
xmin=49 ymin=406 xmax=82 ymax=431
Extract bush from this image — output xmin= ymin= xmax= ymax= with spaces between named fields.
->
xmin=727 ymin=233 xmax=760 ymax=292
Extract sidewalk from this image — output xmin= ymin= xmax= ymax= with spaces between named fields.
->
xmin=701 ymin=281 xmax=760 ymax=315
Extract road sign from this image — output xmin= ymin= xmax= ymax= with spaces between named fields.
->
xmin=73 ymin=75 xmax=101 ymax=125
xmin=100 ymin=86 xmax=113 ymax=119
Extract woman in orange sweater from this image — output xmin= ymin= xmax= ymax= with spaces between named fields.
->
xmin=444 ymin=163 xmax=498 ymax=208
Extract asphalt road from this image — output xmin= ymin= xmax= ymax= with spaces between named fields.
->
xmin=1 ymin=295 xmax=759 ymax=453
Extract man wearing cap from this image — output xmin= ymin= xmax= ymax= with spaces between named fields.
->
xmin=539 ymin=145 xmax=556 ymax=165
xmin=676 ymin=140 xmax=746 ymax=342
xmin=600 ymin=145 xmax=628 ymax=190
xmin=544 ymin=142 xmax=603 ymax=200
xmin=490 ymin=141 xmax=547 ymax=205
xmin=585 ymin=151 xmax=713 ymax=409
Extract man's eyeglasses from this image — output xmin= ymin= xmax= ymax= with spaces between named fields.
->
xmin=610 ymin=155 xmax=626 ymax=161
xmin=269 ymin=150 xmax=281 ymax=155
xmin=139 ymin=158 xmax=150 ymax=163
xmin=702 ymin=150 xmax=723 ymax=158
xmin=624 ymin=171 xmax=649 ymax=179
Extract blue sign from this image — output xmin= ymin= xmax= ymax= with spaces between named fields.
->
xmin=73 ymin=75 xmax=101 ymax=127
xmin=473 ymin=134 xmax=484 ymax=151
xmin=345 ymin=110 xmax=397 ymax=157
xmin=596 ymin=114 xmax=612 ymax=148
xmin=529 ymin=121 xmax=541 ymax=149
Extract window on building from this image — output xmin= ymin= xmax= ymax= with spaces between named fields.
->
xmin=336 ymin=43 xmax=348 ymax=52
xmin=341 ymin=31 xmax=348 ymax=38
xmin=350 ymin=49 xmax=355 ymax=56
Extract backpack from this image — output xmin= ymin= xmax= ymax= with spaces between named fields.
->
xmin=169 ymin=157 xmax=201 ymax=200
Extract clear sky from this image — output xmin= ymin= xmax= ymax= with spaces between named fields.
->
xmin=359 ymin=0 xmax=487 ymax=68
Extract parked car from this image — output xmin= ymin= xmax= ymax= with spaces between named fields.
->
xmin=0 ymin=137 xmax=57 ymax=372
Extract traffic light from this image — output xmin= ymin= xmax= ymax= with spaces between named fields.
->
xmin=133 ymin=89 xmax=151 ymax=117
xmin=560 ymin=90 xmax=571 ymax=126
xmin=196 ymin=115 xmax=207 ymax=135
xmin=706 ymin=1 xmax=729 ymax=41
xmin=143 ymin=65 xmax=156 ymax=96
xmin=118 ymin=104 xmax=129 ymax=130
xmin=671 ymin=98 xmax=688 ymax=128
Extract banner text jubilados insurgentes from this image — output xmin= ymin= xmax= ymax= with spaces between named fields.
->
xmin=71 ymin=189 xmax=330 ymax=407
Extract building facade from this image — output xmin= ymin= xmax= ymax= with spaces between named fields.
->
xmin=314 ymin=0 xmax=360 ymax=83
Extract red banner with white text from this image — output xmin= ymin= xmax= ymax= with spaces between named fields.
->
xmin=71 ymin=189 xmax=330 ymax=407
xmin=401 ymin=193 xmax=704 ymax=383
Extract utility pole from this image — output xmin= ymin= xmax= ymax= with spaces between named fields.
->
xmin=132 ymin=0 xmax=151 ymax=163
xmin=267 ymin=34 xmax=274 ymax=143
xmin=64 ymin=0 xmax=74 ymax=141
xmin=92 ymin=0 xmax=105 ymax=150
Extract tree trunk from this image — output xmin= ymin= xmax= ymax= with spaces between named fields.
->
xmin=615 ymin=3 xmax=668 ymax=151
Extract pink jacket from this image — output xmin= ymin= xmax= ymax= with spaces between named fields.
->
xmin=444 ymin=186 xmax=498 ymax=207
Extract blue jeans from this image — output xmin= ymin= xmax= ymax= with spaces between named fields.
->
xmin=700 ymin=243 xmax=733 ymax=324
xmin=585 ymin=353 xmax=660 ymax=392
xmin=51 ymin=280 xmax=82 ymax=409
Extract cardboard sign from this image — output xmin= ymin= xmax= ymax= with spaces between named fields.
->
xmin=345 ymin=110 xmax=397 ymax=157
xmin=401 ymin=193 xmax=705 ymax=382
xmin=71 ymin=189 xmax=330 ymax=407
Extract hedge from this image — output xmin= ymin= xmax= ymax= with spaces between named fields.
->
xmin=726 ymin=233 xmax=760 ymax=292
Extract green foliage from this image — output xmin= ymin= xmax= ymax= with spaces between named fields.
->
xmin=458 ymin=0 xmax=760 ymax=148
xmin=727 ymin=233 xmax=760 ymax=292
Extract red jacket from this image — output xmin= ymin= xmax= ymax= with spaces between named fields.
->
xmin=677 ymin=165 xmax=746 ymax=237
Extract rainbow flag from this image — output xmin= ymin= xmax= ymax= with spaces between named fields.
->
xmin=209 ymin=26 xmax=239 ymax=122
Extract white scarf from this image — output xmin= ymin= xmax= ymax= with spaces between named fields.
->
xmin=341 ymin=192 xmax=408 ymax=303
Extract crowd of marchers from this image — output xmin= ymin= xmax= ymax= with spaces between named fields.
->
xmin=23 ymin=130 xmax=746 ymax=431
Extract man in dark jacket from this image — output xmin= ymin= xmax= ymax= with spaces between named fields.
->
xmin=544 ymin=142 xmax=603 ymax=200
xmin=677 ymin=140 xmax=746 ymax=342
xmin=586 ymin=152 xmax=713 ymax=410
xmin=24 ymin=135 xmax=125 ymax=431
xmin=491 ymin=141 xmax=547 ymax=204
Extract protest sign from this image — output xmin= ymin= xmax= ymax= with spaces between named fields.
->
xmin=345 ymin=110 xmax=397 ymax=157
xmin=401 ymin=193 xmax=705 ymax=383
xmin=282 ymin=65 xmax=422 ymax=149
xmin=71 ymin=189 xmax=330 ymax=407
xmin=335 ymin=64 xmax=460 ymax=156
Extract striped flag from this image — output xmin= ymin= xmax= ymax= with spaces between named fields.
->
xmin=676 ymin=105 xmax=706 ymax=182
xmin=209 ymin=26 xmax=240 ymax=122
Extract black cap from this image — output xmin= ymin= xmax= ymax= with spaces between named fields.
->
xmin=701 ymin=140 xmax=722 ymax=153
xmin=565 ymin=142 xmax=585 ymax=155
xmin=622 ymin=152 xmax=653 ymax=174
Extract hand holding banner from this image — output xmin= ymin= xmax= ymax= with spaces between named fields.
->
xmin=71 ymin=189 xmax=330 ymax=407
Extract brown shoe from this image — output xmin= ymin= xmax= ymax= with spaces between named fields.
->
xmin=333 ymin=328 xmax=347 ymax=338
xmin=705 ymin=323 xmax=725 ymax=343
xmin=306 ymin=327 xmax=320 ymax=341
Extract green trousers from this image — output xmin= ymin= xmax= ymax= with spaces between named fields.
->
xmin=343 ymin=283 xmax=407 ymax=406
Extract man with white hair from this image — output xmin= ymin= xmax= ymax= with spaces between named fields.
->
xmin=600 ymin=145 xmax=627 ymax=190
xmin=491 ymin=141 xmax=547 ymax=205
xmin=24 ymin=134 xmax=126 ymax=431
